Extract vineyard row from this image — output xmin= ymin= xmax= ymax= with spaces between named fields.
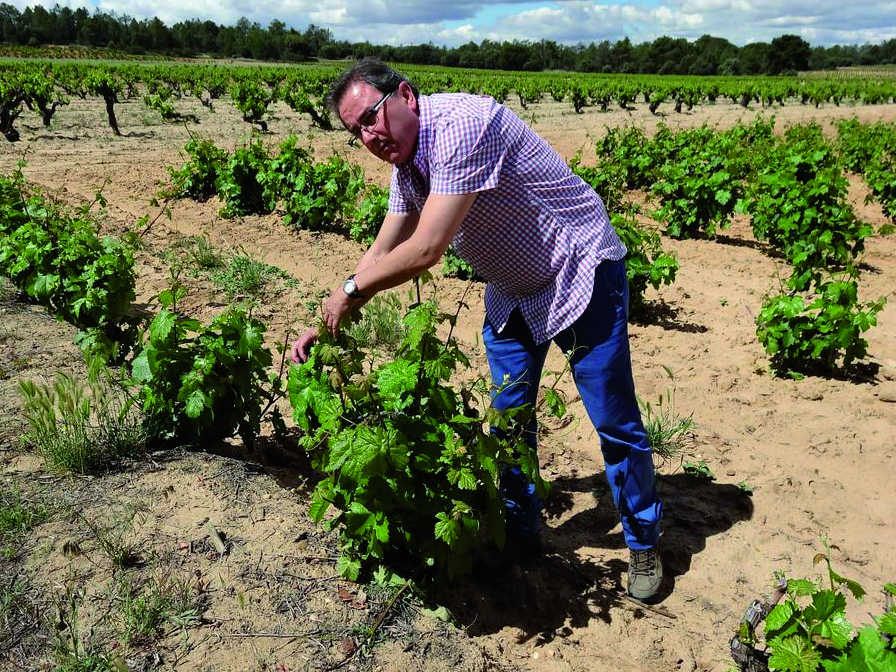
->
xmin=3 ymin=60 xmax=896 ymax=140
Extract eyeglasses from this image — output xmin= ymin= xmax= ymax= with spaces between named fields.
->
xmin=348 ymin=89 xmax=394 ymax=141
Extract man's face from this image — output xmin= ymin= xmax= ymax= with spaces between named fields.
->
xmin=339 ymin=80 xmax=419 ymax=165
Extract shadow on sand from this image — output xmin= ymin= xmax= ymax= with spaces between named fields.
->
xmin=432 ymin=471 xmax=753 ymax=642
xmin=179 ymin=433 xmax=752 ymax=642
xmin=631 ymin=299 xmax=709 ymax=333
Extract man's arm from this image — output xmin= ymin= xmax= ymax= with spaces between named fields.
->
xmin=352 ymin=192 xmax=477 ymax=294
xmin=353 ymin=210 xmax=420 ymax=276
xmin=291 ymin=195 xmax=474 ymax=362
xmin=318 ymin=192 xmax=477 ymax=334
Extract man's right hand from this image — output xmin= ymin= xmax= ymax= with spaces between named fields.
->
xmin=291 ymin=327 xmax=319 ymax=363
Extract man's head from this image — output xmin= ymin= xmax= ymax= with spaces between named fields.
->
xmin=327 ymin=58 xmax=420 ymax=165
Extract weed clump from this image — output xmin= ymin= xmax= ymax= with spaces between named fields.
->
xmin=19 ymin=370 xmax=145 ymax=474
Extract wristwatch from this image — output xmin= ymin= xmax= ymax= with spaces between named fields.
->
xmin=342 ymin=274 xmax=366 ymax=299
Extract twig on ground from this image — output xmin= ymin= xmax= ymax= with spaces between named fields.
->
xmin=281 ymin=572 xmax=342 ymax=582
xmin=323 ymin=579 xmax=413 ymax=671
xmin=219 ymin=629 xmax=321 ymax=638
xmin=622 ymin=594 xmax=677 ymax=619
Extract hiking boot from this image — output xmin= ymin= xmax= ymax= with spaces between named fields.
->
xmin=628 ymin=546 xmax=663 ymax=602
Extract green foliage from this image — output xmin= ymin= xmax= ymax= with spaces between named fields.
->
xmin=481 ymin=78 xmax=510 ymax=104
xmin=638 ymin=368 xmax=694 ymax=469
xmin=18 ymin=68 xmax=69 ymax=128
xmin=759 ymin=549 xmax=896 ymax=672
xmin=350 ymin=183 xmax=389 ymax=245
xmin=833 ymin=117 xmax=895 ymax=175
xmin=76 ymin=503 xmax=144 ymax=569
xmin=782 ymin=120 xmax=828 ymax=151
xmin=682 ymin=460 xmax=715 ymax=480
xmin=596 ymin=125 xmax=655 ymax=190
xmin=118 ymin=573 xmax=203 ymax=644
xmin=611 ymin=211 xmax=679 ymax=315
xmin=164 ymin=138 xmax=228 ymax=202
xmin=743 ymin=125 xmax=885 ymax=376
xmin=217 ymin=139 xmax=274 ymax=217
xmin=864 ymin=140 xmax=896 ymax=225
xmin=229 ymin=78 xmax=274 ymax=130
xmin=441 ymin=246 xmax=481 ymax=281
xmin=4 ymin=61 xmax=896 ymax=140
xmin=279 ymin=81 xmax=333 ymax=129
xmin=209 ymin=252 xmax=294 ymax=303
xmin=831 ymin=117 xmax=896 ymax=223
xmin=51 ymin=583 xmax=117 ymax=672
xmin=130 ymin=288 xmax=281 ymax=448
xmin=162 ymin=236 xmax=296 ymax=303
xmin=257 ymin=134 xmax=313 ymax=206
xmin=651 ymin=132 xmax=745 ymax=239
xmin=744 ymin=137 xmax=872 ymax=292
xmin=166 ymin=234 xmax=224 ymax=274
xmin=275 ymin=146 xmax=364 ymax=232
xmin=164 ymin=135 xmax=372 ymax=238
xmin=569 ymin=82 xmax=587 ymax=113
xmin=143 ymin=85 xmax=180 ymax=121
xmin=143 ymin=78 xmax=198 ymax=123
xmin=0 ymin=575 xmax=39 ymax=660
xmin=345 ymin=292 xmax=407 ymax=353
xmin=756 ymin=275 xmax=886 ymax=375
xmin=81 ymin=66 xmax=128 ymax=134
xmin=737 ymin=481 xmax=756 ymax=494
xmin=717 ymin=115 xmax=777 ymax=176
xmin=650 ymin=123 xmax=718 ymax=166
xmin=82 ymin=67 xmax=124 ymax=100
xmin=0 ymin=171 xmax=139 ymax=362
xmin=287 ymin=302 xmax=550 ymax=583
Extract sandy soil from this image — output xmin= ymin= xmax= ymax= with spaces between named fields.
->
xmin=1 ymin=89 xmax=895 ymax=672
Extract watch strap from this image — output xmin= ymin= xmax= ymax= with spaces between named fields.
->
xmin=344 ymin=274 xmax=366 ymax=299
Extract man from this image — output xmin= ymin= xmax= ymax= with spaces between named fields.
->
xmin=291 ymin=58 xmax=664 ymax=602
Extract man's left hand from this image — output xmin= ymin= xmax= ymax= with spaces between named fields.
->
xmin=322 ymin=288 xmax=359 ymax=335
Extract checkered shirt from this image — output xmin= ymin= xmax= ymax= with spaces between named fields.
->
xmin=388 ymin=93 xmax=625 ymax=344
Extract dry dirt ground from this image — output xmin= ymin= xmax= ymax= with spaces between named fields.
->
xmin=1 ymin=87 xmax=895 ymax=672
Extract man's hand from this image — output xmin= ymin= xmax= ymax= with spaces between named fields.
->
xmin=322 ymin=288 xmax=357 ymax=335
xmin=290 ymin=192 xmax=475 ymax=364
xmin=291 ymin=288 xmax=363 ymax=364
xmin=291 ymin=327 xmax=319 ymax=363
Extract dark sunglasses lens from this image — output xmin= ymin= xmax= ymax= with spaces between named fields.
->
xmin=359 ymin=109 xmax=375 ymax=127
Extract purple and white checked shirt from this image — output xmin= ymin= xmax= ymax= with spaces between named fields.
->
xmin=388 ymin=93 xmax=626 ymax=344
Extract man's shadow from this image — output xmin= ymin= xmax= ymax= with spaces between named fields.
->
xmin=433 ymin=471 xmax=753 ymax=642
xmin=188 ymin=435 xmax=752 ymax=642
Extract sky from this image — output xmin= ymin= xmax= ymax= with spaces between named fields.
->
xmin=14 ymin=0 xmax=896 ymax=49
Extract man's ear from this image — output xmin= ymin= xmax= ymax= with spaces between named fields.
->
xmin=398 ymin=80 xmax=418 ymax=113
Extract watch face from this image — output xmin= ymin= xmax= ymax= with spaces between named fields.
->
xmin=343 ymin=278 xmax=358 ymax=296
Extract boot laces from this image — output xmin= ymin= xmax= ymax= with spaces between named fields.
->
xmin=631 ymin=548 xmax=657 ymax=575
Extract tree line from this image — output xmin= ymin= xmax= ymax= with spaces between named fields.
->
xmin=2 ymin=3 xmax=895 ymax=75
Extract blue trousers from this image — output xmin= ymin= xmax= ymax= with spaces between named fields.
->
xmin=483 ymin=259 xmax=662 ymax=550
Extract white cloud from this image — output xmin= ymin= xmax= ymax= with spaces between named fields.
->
xmin=490 ymin=2 xmax=706 ymax=44
xmin=762 ymin=15 xmax=821 ymax=26
xmin=435 ymin=24 xmax=480 ymax=42
xmin=9 ymin=0 xmax=896 ymax=47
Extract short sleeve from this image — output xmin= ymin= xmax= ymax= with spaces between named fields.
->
xmin=387 ymin=167 xmax=416 ymax=214
xmin=430 ymin=101 xmax=507 ymax=195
